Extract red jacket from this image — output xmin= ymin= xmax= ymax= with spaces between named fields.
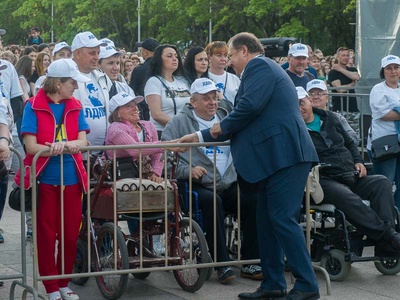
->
xmin=15 ymin=88 xmax=88 ymax=192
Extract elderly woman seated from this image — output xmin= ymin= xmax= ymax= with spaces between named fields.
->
xmin=105 ymin=91 xmax=177 ymax=235
xmin=105 ymin=91 xmax=165 ymax=183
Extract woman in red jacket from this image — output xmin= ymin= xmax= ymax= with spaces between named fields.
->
xmin=15 ymin=59 xmax=90 ymax=300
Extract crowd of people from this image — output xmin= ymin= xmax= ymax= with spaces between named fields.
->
xmin=0 ymin=26 xmax=400 ymax=300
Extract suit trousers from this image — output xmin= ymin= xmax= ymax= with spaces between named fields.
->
xmin=238 ymin=162 xmax=319 ymax=292
xmin=37 ymin=183 xmax=83 ymax=293
xmin=320 ymin=174 xmax=396 ymax=242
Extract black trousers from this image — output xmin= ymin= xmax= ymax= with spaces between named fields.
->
xmin=320 ymin=174 xmax=396 ymax=241
xmin=192 ymin=182 xmax=259 ymax=263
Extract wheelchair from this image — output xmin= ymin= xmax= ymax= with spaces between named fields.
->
xmin=177 ymin=179 xmax=241 ymax=262
xmin=71 ymin=158 xmax=209 ymax=300
xmin=303 ymin=166 xmax=400 ymax=282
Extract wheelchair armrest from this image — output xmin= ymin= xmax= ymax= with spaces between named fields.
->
xmin=310 ymin=204 xmax=336 ymax=213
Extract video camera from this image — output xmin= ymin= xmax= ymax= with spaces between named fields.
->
xmin=259 ymin=37 xmax=297 ymax=58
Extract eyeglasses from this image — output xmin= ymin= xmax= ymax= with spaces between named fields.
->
xmin=309 ymin=92 xmax=328 ymax=97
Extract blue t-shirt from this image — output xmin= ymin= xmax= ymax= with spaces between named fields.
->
xmin=21 ymin=101 xmax=89 ymax=185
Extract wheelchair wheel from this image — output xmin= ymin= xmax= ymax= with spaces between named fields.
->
xmin=94 ymin=222 xmax=129 ymax=300
xmin=320 ymin=249 xmax=351 ymax=281
xmin=172 ymin=218 xmax=208 ymax=292
xmin=374 ymin=258 xmax=400 ymax=275
xmin=72 ymin=239 xmax=89 ymax=286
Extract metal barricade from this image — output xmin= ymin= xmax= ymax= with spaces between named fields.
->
xmin=20 ymin=141 xmax=332 ymax=299
xmin=5 ymin=147 xmax=40 ymax=300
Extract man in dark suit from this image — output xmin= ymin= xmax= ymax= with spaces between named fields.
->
xmin=129 ymin=37 xmax=159 ymax=120
xmin=180 ymin=32 xmax=320 ymax=300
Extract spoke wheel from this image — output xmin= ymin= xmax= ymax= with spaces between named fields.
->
xmin=172 ymin=218 xmax=208 ymax=292
xmin=94 ymin=222 xmax=129 ymax=300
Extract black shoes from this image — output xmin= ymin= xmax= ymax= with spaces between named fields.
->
xmin=238 ymin=287 xmax=286 ymax=299
xmin=390 ymin=232 xmax=400 ymax=252
xmin=286 ymin=289 xmax=320 ymax=300
xmin=216 ymin=266 xmax=236 ymax=284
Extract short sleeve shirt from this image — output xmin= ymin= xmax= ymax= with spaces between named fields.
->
xmin=144 ymin=76 xmax=191 ymax=131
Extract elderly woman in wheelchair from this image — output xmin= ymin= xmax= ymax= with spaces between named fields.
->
xmin=297 ymin=87 xmax=400 ymax=280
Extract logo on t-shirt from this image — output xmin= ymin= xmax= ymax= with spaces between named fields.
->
xmin=87 ymin=83 xmax=103 ymax=107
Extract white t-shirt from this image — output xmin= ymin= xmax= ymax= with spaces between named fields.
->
xmin=115 ymin=81 xmax=135 ymax=96
xmin=370 ymin=81 xmax=400 ymax=141
xmin=193 ymin=112 xmax=231 ymax=176
xmin=19 ymin=75 xmax=30 ymax=96
xmin=73 ymin=72 xmax=107 ymax=149
xmin=144 ymin=75 xmax=191 ymax=131
xmin=0 ymin=59 xmax=23 ymax=100
xmin=0 ymin=97 xmax=14 ymax=169
xmin=207 ymin=71 xmax=240 ymax=105
xmin=34 ymin=75 xmax=46 ymax=96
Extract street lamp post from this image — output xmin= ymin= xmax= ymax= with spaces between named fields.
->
xmin=138 ymin=0 xmax=141 ymax=43
xmin=209 ymin=1 xmax=212 ymax=43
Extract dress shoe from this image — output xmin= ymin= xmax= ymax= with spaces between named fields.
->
xmin=238 ymin=287 xmax=286 ymax=299
xmin=286 ymin=289 xmax=320 ymax=300
xmin=390 ymin=233 xmax=400 ymax=252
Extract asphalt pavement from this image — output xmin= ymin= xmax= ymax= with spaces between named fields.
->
xmin=1 ymin=178 xmax=400 ymax=300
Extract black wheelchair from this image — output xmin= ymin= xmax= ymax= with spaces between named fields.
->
xmin=303 ymin=166 xmax=400 ymax=282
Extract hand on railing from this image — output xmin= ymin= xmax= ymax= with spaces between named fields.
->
xmin=45 ymin=141 xmax=81 ymax=155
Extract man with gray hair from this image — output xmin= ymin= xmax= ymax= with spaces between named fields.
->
xmin=163 ymin=77 xmax=262 ymax=284
xmin=71 ymin=31 xmax=110 ymax=153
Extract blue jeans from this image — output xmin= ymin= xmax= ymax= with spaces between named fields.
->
xmin=372 ymin=155 xmax=400 ymax=210
xmin=0 ymin=175 xmax=9 ymax=220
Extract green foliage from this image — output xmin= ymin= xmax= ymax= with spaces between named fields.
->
xmin=0 ymin=0 xmax=356 ymax=54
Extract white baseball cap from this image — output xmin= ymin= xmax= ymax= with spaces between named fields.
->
xmin=296 ymin=86 xmax=309 ymax=99
xmin=100 ymin=38 xmax=115 ymax=48
xmin=52 ymin=41 xmax=71 ymax=56
xmin=71 ymin=31 xmax=107 ymax=51
xmin=109 ymin=91 xmax=144 ymax=113
xmin=99 ymin=45 xmax=123 ymax=59
xmin=190 ymin=78 xmax=219 ymax=95
xmin=381 ymin=55 xmax=400 ymax=68
xmin=306 ymin=79 xmax=327 ymax=92
xmin=288 ymin=43 xmax=309 ymax=58
xmin=46 ymin=59 xmax=90 ymax=83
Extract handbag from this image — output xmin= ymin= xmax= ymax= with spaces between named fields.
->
xmin=8 ymin=183 xmax=38 ymax=212
xmin=109 ymin=157 xmax=140 ymax=180
xmin=371 ymin=134 xmax=400 ymax=161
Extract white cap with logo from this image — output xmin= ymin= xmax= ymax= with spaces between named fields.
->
xmin=190 ymin=78 xmax=219 ymax=95
xmin=288 ymin=43 xmax=309 ymax=58
xmin=46 ymin=59 xmax=90 ymax=83
xmin=52 ymin=41 xmax=71 ymax=56
xmin=99 ymin=45 xmax=123 ymax=59
xmin=109 ymin=91 xmax=144 ymax=113
xmin=381 ymin=55 xmax=400 ymax=68
xmin=295 ymin=86 xmax=309 ymax=100
xmin=306 ymin=79 xmax=327 ymax=92
xmin=100 ymin=38 xmax=116 ymax=48
xmin=71 ymin=31 xmax=107 ymax=51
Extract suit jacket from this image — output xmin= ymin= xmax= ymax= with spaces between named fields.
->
xmin=202 ymin=56 xmax=318 ymax=183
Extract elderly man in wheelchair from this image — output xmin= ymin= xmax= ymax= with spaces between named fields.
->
xmin=297 ymin=86 xmax=400 ymax=257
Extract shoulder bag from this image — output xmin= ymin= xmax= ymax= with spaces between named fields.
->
xmin=371 ymin=134 xmax=400 ymax=161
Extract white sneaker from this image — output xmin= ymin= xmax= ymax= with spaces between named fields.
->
xmin=48 ymin=291 xmax=62 ymax=300
xmin=59 ymin=287 xmax=79 ymax=300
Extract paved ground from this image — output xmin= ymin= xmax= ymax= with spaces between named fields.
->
xmin=1 ymin=178 xmax=400 ymax=300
